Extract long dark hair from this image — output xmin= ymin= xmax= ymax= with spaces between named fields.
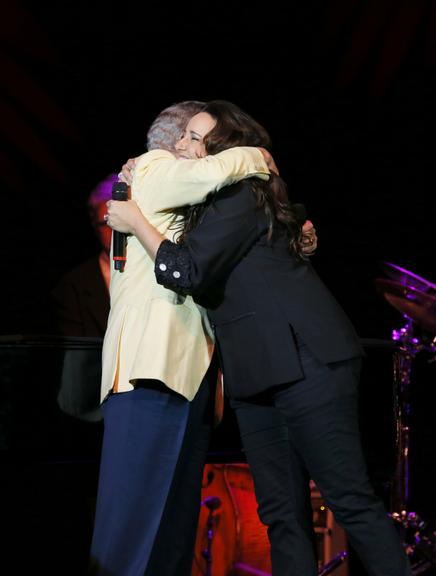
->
xmin=173 ymin=100 xmax=304 ymax=257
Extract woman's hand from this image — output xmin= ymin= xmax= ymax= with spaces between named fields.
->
xmin=105 ymin=198 xmax=165 ymax=261
xmin=300 ymin=220 xmax=317 ymax=255
xmin=105 ymin=199 xmax=144 ymax=235
xmin=118 ymin=157 xmax=137 ymax=185
xmin=258 ymin=147 xmax=279 ymax=175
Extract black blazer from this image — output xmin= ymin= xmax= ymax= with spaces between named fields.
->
xmin=155 ymin=181 xmax=363 ymax=399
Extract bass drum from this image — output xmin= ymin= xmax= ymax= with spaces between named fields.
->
xmin=192 ymin=463 xmax=271 ymax=576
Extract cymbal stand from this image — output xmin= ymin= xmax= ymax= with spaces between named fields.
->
xmin=390 ymin=318 xmax=419 ymax=513
xmin=390 ymin=319 xmax=436 ymax=572
xmin=318 ymin=551 xmax=348 ymax=576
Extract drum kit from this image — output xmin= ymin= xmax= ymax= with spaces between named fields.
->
xmin=375 ymin=262 xmax=436 ymax=575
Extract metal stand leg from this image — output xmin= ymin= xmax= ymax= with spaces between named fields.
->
xmin=201 ymin=496 xmax=221 ymax=576
xmin=389 ymin=321 xmax=436 ymax=573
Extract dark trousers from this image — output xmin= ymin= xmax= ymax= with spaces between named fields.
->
xmin=231 ymin=340 xmax=411 ymax=576
xmin=145 ymin=360 xmax=216 ymax=576
xmin=89 ymin=358 xmax=216 ymax=576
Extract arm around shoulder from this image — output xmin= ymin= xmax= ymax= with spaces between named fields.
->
xmin=155 ymin=182 xmax=266 ymax=295
xmin=134 ymin=147 xmax=270 ymax=212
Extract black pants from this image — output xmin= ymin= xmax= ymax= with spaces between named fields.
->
xmin=231 ymin=340 xmax=411 ymax=576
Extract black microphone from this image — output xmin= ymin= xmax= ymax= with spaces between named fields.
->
xmin=112 ymin=182 xmax=128 ymax=271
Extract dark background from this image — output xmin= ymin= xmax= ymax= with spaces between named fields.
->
xmin=1 ymin=0 xmax=435 ymax=573
xmin=1 ymin=0 xmax=435 ymax=337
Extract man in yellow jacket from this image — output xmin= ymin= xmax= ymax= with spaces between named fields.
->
xmin=90 ymin=101 xmax=270 ymax=576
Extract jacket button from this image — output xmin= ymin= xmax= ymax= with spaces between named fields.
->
xmin=173 ymin=271 xmax=181 ymax=278
xmin=159 ymin=263 xmax=167 ymax=271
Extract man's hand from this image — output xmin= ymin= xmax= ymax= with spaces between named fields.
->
xmin=258 ymin=147 xmax=279 ymax=175
xmin=118 ymin=157 xmax=137 ymax=186
xmin=300 ymin=220 xmax=317 ymax=256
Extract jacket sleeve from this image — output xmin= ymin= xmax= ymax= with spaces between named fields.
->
xmin=133 ymin=147 xmax=269 ymax=212
xmin=154 ymin=182 xmax=267 ymax=296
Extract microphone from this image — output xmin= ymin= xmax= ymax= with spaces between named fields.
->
xmin=112 ymin=182 xmax=128 ymax=271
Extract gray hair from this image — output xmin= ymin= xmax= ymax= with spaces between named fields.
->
xmin=146 ymin=100 xmax=205 ymax=151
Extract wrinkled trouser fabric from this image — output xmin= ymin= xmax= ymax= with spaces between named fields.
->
xmin=231 ymin=338 xmax=411 ymax=576
xmin=89 ymin=358 xmax=216 ymax=576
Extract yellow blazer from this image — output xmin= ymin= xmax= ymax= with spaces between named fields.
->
xmin=101 ymin=147 xmax=269 ymax=402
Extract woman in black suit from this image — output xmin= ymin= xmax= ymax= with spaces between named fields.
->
xmin=106 ymin=100 xmax=411 ymax=576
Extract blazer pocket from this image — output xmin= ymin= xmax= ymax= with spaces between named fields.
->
xmin=215 ymin=311 xmax=256 ymax=326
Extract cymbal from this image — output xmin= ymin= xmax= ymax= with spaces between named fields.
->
xmin=379 ymin=261 xmax=436 ymax=293
xmin=375 ymin=278 xmax=436 ymax=333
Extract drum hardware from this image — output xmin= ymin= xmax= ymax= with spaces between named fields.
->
xmin=201 ymin=496 xmax=222 ymax=576
xmin=374 ymin=278 xmax=436 ymax=335
xmin=390 ymin=511 xmax=436 ymax=575
xmin=318 ymin=551 xmax=348 ymax=576
xmin=375 ymin=263 xmax=436 ymax=572
xmin=378 ymin=261 xmax=436 ymax=295
xmin=231 ymin=554 xmax=349 ymax=576
xmin=196 ymin=468 xmax=348 ymax=576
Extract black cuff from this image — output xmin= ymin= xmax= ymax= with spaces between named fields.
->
xmin=154 ymin=239 xmax=192 ymax=294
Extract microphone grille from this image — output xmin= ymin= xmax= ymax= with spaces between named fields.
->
xmin=112 ymin=181 xmax=128 ymax=200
